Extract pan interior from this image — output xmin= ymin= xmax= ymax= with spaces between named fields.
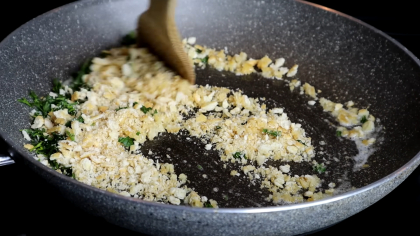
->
xmin=0 ymin=0 xmax=419 ymax=208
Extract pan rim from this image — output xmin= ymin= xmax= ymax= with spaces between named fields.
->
xmin=1 ymin=0 xmax=420 ymax=214
xmin=2 ymin=129 xmax=420 ymax=213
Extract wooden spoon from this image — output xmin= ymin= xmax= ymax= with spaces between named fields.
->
xmin=137 ymin=0 xmax=195 ymax=84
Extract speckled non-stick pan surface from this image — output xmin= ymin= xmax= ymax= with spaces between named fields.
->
xmin=1 ymin=0 xmax=419 ymax=235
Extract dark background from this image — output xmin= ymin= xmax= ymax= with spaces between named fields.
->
xmin=1 ymin=0 xmax=419 ymax=235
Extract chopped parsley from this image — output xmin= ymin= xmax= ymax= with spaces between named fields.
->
xmin=17 ymin=97 xmax=31 ymax=107
xmin=91 ymin=122 xmax=96 ymax=126
xmin=297 ymin=140 xmax=306 ymax=146
xmin=116 ymin=106 xmax=128 ymax=111
xmin=336 ymin=130 xmax=342 ymax=137
xmin=215 ymin=126 xmax=222 ymax=130
xmin=71 ymin=59 xmax=92 ymax=91
xmin=52 ymin=78 xmax=63 ymax=94
xmin=50 ymin=160 xmax=73 ymax=176
xmin=21 ymin=128 xmax=46 ymax=143
xmin=75 ymin=116 xmax=84 ymax=123
xmin=136 ymin=131 xmax=140 ymax=136
xmin=121 ymin=31 xmax=137 ymax=46
xmin=133 ymin=102 xmax=138 ymax=106
xmin=262 ymin=129 xmax=281 ymax=137
xmin=140 ymin=105 xmax=153 ymax=114
xmin=200 ymin=56 xmax=209 ymax=64
xmin=22 ymin=128 xmax=72 ymax=176
xmin=196 ymin=49 xmax=203 ymax=53
xmin=17 ymin=91 xmax=48 ymax=117
xmin=66 ymin=130 xmax=75 ymax=141
xmin=203 ymin=202 xmax=213 ymax=208
xmin=118 ymin=137 xmax=135 ymax=147
xmin=313 ymin=164 xmax=326 ymax=174
xmin=233 ymin=152 xmax=247 ymax=159
xmin=18 ymin=89 xmax=79 ymax=118
xmin=360 ymin=116 xmax=368 ymax=124
xmin=197 ymin=165 xmax=204 ymax=171
xmin=17 ymin=55 xmax=98 ymax=179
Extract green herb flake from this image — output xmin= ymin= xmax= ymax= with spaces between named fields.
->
xmin=201 ymin=56 xmax=209 ymax=64
xmin=18 ymin=98 xmax=31 ymax=107
xmin=52 ymin=79 xmax=63 ymax=94
xmin=121 ymin=31 xmax=137 ymax=46
xmin=197 ymin=165 xmax=204 ymax=171
xmin=30 ymin=142 xmax=43 ymax=152
xmin=262 ymin=129 xmax=281 ymax=137
xmin=116 ymin=106 xmax=128 ymax=111
xmin=136 ymin=131 xmax=140 ymax=136
xmin=313 ymin=164 xmax=326 ymax=174
xmin=360 ymin=116 xmax=368 ymax=124
xmin=91 ymin=122 xmax=96 ymax=126
xmin=66 ymin=130 xmax=75 ymax=141
xmin=204 ymin=202 xmax=213 ymax=208
xmin=233 ymin=152 xmax=241 ymax=159
xmin=18 ymin=90 xmax=79 ymax=117
xmin=336 ymin=131 xmax=342 ymax=137
xmin=21 ymin=128 xmax=45 ymax=143
xmin=49 ymin=159 xmax=73 ymax=176
xmin=196 ymin=49 xmax=203 ymax=53
xmin=233 ymin=152 xmax=247 ymax=159
xmin=75 ymin=116 xmax=84 ymax=123
xmin=222 ymin=194 xmax=229 ymax=201
xmin=118 ymin=137 xmax=135 ymax=148
xmin=215 ymin=126 xmax=222 ymax=130
xmin=23 ymin=129 xmax=72 ymax=176
xmin=297 ymin=140 xmax=307 ymax=146
xmin=133 ymin=102 xmax=139 ymax=106
xmin=71 ymin=59 xmax=92 ymax=91
xmin=140 ymin=106 xmax=153 ymax=114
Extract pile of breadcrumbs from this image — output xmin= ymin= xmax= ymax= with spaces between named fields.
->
xmin=22 ymin=36 xmax=377 ymax=208
xmin=183 ymin=37 xmax=377 ymax=146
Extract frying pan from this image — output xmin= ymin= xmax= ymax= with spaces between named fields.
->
xmin=1 ymin=0 xmax=420 ymax=235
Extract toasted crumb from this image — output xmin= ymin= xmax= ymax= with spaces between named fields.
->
xmin=302 ymin=83 xmax=317 ymax=99
xmin=20 ymin=37 xmax=334 ymax=208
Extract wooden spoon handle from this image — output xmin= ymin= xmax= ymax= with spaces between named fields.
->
xmin=137 ymin=0 xmax=195 ymax=84
xmin=147 ymin=0 xmax=176 ymax=18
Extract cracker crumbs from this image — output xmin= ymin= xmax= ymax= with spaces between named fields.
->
xmin=302 ymin=83 xmax=317 ymax=99
xmin=320 ymin=98 xmax=376 ymax=143
xmin=19 ymin=36 xmax=336 ymax=207
xmin=289 ymin=79 xmax=301 ymax=91
xmin=183 ymin=38 xmax=295 ymax=80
